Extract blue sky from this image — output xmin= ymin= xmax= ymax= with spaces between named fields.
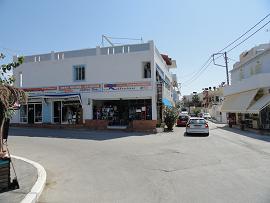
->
xmin=0 ymin=0 xmax=269 ymax=95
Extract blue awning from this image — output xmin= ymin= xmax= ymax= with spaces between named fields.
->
xmin=162 ymin=98 xmax=173 ymax=107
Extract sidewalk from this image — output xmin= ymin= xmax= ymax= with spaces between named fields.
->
xmin=0 ymin=158 xmax=37 ymax=203
xmin=209 ymin=120 xmax=270 ymax=136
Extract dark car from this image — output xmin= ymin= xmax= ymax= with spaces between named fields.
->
xmin=177 ymin=115 xmax=189 ymax=127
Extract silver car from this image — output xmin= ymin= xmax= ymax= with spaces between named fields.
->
xmin=186 ymin=117 xmax=209 ymax=136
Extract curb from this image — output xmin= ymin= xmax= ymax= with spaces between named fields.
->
xmin=11 ymin=155 xmax=47 ymax=203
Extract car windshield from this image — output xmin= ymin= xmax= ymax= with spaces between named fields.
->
xmin=179 ymin=116 xmax=188 ymax=121
xmin=189 ymin=119 xmax=206 ymax=124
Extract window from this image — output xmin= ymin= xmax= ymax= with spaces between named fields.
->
xmin=74 ymin=65 xmax=85 ymax=81
xmin=20 ymin=105 xmax=27 ymax=123
xmin=143 ymin=62 xmax=151 ymax=78
xmin=34 ymin=104 xmax=42 ymax=123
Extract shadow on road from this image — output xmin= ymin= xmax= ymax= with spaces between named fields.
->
xmin=9 ymin=127 xmax=153 ymax=141
xmin=216 ymin=125 xmax=270 ymax=143
xmin=183 ymin=132 xmax=209 ymax=137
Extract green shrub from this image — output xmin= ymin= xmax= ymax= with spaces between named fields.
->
xmin=163 ymin=106 xmax=178 ymax=131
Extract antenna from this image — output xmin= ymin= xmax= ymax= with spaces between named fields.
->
xmin=101 ymin=35 xmax=143 ymax=47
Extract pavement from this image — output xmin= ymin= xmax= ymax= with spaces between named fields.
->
xmin=6 ymin=123 xmax=270 ymax=203
xmin=0 ymin=158 xmax=37 ymax=203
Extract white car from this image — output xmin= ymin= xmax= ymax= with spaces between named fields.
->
xmin=186 ymin=117 xmax=209 ymax=136
xmin=203 ymin=113 xmax=211 ymax=120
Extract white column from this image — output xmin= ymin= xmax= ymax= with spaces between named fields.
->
xmin=82 ymin=99 xmax=93 ymax=121
xmin=151 ymin=96 xmax=157 ymax=120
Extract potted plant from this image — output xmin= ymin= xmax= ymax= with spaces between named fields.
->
xmin=156 ymin=122 xmax=165 ymax=133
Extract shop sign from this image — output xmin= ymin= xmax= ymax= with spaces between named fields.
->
xmin=59 ymin=84 xmax=102 ymax=93
xmin=22 ymin=86 xmax=58 ymax=92
xmin=156 ymin=82 xmax=163 ymax=104
xmin=103 ymin=81 xmax=152 ymax=92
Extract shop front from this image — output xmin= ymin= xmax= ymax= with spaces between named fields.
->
xmin=92 ymin=99 xmax=152 ymax=128
xmin=19 ymin=93 xmax=82 ymax=125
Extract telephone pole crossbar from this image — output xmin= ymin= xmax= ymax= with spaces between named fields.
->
xmin=212 ymin=52 xmax=229 ymax=85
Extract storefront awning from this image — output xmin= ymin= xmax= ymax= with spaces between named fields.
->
xmin=162 ymin=98 xmax=173 ymax=107
xmin=29 ymin=93 xmax=82 ymax=104
xmin=246 ymin=94 xmax=270 ymax=114
xmin=221 ymin=89 xmax=258 ymax=113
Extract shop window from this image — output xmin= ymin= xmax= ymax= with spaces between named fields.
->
xmin=34 ymin=104 xmax=42 ymax=123
xmin=20 ymin=105 xmax=27 ymax=123
xmin=143 ymin=62 xmax=151 ymax=78
xmin=74 ymin=65 xmax=85 ymax=81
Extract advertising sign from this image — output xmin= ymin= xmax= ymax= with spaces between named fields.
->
xmin=59 ymin=84 xmax=102 ymax=93
xmin=103 ymin=81 xmax=152 ymax=92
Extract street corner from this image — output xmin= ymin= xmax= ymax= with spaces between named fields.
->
xmin=0 ymin=155 xmax=46 ymax=203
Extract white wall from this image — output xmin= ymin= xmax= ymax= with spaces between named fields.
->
xmin=231 ymin=49 xmax=270 ymax=84
xmin=15 ymin=51 xmax=153 ymax=87
xmin=224 ymin=73 xmax=270 ymax=96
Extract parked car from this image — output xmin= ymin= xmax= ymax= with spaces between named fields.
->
xmin=189 ymin=113 xmax=196 ymax=117
xmin=180 ymin=111 xmax=189 ymax=115
xmin=177 ymin=115 xmax=189 ymax=127
xmin=186 ymin=117 xmax=209 ymax=136
xmin=198 ymin=112 xmax=203 ymax=118
xmin=203 ymin=113 xmax=211 ymax=120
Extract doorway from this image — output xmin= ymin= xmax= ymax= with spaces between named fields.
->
xmin=28 ymin=104 xmax=34 ymax=124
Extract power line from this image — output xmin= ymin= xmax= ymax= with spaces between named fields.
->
xmin=227 ymin=19 xmax=270 ymax=53
xmin=182 ymin=58 xmax=213 ymax=87
xmin=182 ymin=56 xmax=212 ymax=84
xmin=183 ymin=13 xmax=270 ymax=88
xmin=217 ymin=13 xmax=270 ymax=53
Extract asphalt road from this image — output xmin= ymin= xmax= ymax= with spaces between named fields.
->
xmin=8 ymin=122 xmax=270 ymax=203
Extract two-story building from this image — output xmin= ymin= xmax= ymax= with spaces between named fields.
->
xmin=11 ymin=41 xmax=179 ymax=131
xmin=221 ymin=43 xmax=270 ymax=129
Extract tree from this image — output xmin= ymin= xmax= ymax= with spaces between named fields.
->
xmin=192 ymin=94 xmax=200 ymax=106
xmin=0 ymin=54 xmax=26 ymax=157
xmin=163 ymin=106 xmax=178 ymax=131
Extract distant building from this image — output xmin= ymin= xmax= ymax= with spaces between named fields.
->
xmin=11 ymin=41 xmax=179 ymax=131
xmin=221 ymin=43 xmax=270 ymax=129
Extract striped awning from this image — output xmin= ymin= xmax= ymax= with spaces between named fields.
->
xmin=246 ymin=94 xmax=270 ymax=114
xmin=221 ymin=89 xmax=258 ymax=113
xmin=29 ymin=93 xmax=82 ymax=104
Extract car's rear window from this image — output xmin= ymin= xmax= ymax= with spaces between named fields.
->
xmin=179 ymin=116 xmax=188 ymax=121
xmin=189 ymin=119 xmax=206 ymax=124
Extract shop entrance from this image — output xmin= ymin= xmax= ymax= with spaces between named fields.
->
xmin=93 ymin=99 xmax=152 ymax=126
xmin=53 ymin=100 xmax=82 ymax=124
xmin=28 ymin=104 xmax=34 ymax=124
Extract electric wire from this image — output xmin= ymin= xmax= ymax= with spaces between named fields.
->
xmin=182 ymin=57 xmax=213 ymax=86
xmin=182 ymin=14 xmax=270 ymax=88
xmin=227 ymin=19 xmax=270 ymax=53
xmin=217 ymin=13 xmax=270 ymax=53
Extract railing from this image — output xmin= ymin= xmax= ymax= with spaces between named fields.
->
xmin=23 ymin=43 xmax=150 ymax=63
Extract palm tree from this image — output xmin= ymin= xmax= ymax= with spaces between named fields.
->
xmin=0 ymin=54 xmax=26 ymax=158
xmin=0 ymin=84 xmax=27 ymax=157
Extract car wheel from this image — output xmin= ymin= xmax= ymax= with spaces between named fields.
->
xmin=185 ymin=132 xmax=189 ymax=136
xmin=205 ymin=133 xmax=209 ymax=136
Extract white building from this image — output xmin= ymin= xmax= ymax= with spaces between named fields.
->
xmin=221 ymin=43 xmax=270 ymax=129
xmin=12 ymin=41 xmax=179 ymax=131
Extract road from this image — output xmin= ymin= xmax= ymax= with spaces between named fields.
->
xmin=8 ymin=122 xmax=270 ymax=203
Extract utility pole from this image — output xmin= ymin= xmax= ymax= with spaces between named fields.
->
xmin=224 ymin=52 xmax=229 ymax=85
xmin=212 ymin=52 xmax=230 ymax=85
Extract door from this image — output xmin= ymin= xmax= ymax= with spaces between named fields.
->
xmin=53 ymin=101 xmax=61 ymax=123
xmin=28 ymin=104 xmax=35 ymax=124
